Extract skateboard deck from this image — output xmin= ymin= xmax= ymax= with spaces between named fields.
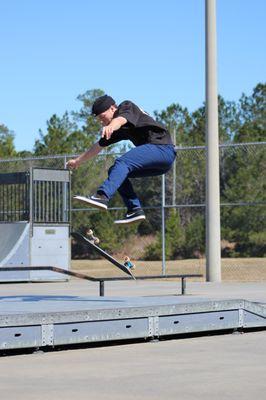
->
xmin=71 ymin=231 xmax=136 ymax=279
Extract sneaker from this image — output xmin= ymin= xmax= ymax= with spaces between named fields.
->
xmin=73 ymin=193 xmax=108 ymax=210
xmin=114 ymin=208 xmax=146 ymax=224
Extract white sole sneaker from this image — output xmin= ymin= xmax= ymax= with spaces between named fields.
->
xmin=114 ymin=215 xmax=146 ymax=224
xmin=73 ymin=195 xmax=108 ymax=210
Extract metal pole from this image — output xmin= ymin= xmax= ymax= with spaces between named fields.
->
xmin=99 ymin=280 xmax=105 ymax=297
xmin=161 ymin=174 xmax=166 ymax=275
xmin=172 ymin=127 xmax=177 ymax=213
xmin=205 ymin=0 xmax=221 ymax=282
xmin=29 ymin=167 xmax=34 ymax=237
xmin=63 ymin=156 xmax=68 ymax=222
xmin=181 ymin=277 xmax=186 ymax=295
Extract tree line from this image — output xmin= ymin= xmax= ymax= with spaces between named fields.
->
xmin=1 ymin=84 xmax=265 ymax=259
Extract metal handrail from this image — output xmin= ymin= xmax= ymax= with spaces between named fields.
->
xmin=0 ymin=266 xmax=203 ymax=296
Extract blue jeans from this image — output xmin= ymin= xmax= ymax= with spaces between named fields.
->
xmin=98 ymin=144 xmax=176 ymax=210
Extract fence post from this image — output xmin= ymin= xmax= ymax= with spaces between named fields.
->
xmin=63 ymin=156 xmax=68 ymax=223
xmin=172 ymin=128 xmax=176 ymax=213
xmin=162 ymin=174 xmax=166 ymax=275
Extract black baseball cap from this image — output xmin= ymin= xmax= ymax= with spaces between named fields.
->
xmin=91 ymin=95 xmax=116 ymax=116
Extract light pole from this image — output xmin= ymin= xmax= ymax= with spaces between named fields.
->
xmin=205 ymin=0 xmax=221 ymax=281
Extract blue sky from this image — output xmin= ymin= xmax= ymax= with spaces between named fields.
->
xmin=0 ymin=0 xmax=265 ymax=152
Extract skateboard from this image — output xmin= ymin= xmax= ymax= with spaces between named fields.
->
xmin=71 ymin=231 xmax=136 ymax=280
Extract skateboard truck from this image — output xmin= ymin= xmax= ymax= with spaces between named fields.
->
xmin=124 ymin=256 xmax=136 ymax=270
xmin=86 ymin=229 xmax=100 ymax=245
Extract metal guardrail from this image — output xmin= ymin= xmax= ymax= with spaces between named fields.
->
xmin=0 ymin=267 xmax=203 ymax=296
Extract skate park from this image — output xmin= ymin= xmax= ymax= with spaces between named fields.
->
xmin=1 ymin=1 xmax=266 ymax=399
xmin=0 ymin=165 xmax=265 ymax=353
xmin=0 ymin=142 xmax=265 ymax=399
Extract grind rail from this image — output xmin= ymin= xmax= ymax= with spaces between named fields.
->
xmin=0 ymin=267 xmax=203 ymax=296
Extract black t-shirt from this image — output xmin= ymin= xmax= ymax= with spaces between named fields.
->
xmin=98 ymin=100 xmax=173 ymax=147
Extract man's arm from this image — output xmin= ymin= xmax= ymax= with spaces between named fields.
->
xmin=102 ymin=116 xmax=127 ymax=140
xmin=66 ymin=142 xmax=102 ymax=169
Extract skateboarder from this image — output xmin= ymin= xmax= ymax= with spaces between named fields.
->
xmin=67 ymin=95 xmax=176 ymax=224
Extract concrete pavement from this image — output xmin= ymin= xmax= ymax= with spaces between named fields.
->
xmin=0 ymin=280 xmax=265 ymax=400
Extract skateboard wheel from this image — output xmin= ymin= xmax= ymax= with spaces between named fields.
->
xmin=94 ymin=238 xmax=100 ymax=245
xmin=87 ymin=229 xmax=93 ymax=236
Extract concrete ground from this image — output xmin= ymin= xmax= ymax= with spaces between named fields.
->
xmin=0 ymin=280 xmax=266 ymax=400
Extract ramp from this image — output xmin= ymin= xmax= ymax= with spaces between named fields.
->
xmin=0 ymin=223 xmax=30 ymax=281
xmin=0 ymin=168 xmax=71 ymax=282
xmin=0 ymin=223 xmax=29 ymax=265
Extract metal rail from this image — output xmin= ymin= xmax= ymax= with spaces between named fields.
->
xmin=0 ymin=267 xmax=203 ymax=296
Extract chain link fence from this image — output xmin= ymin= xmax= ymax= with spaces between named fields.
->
xmin=0 ymin=142 xmax=265 ymax=281
xmin=165 ymin=142 xmax=266 ymax=281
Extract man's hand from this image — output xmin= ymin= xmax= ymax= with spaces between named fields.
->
xmin=101 ymin=116 xmax=127 ymax=140
xmin=101 ymin=125 xmax=114 ymax=140
xmin=66 ymin=159 xmax=80 ymax=170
